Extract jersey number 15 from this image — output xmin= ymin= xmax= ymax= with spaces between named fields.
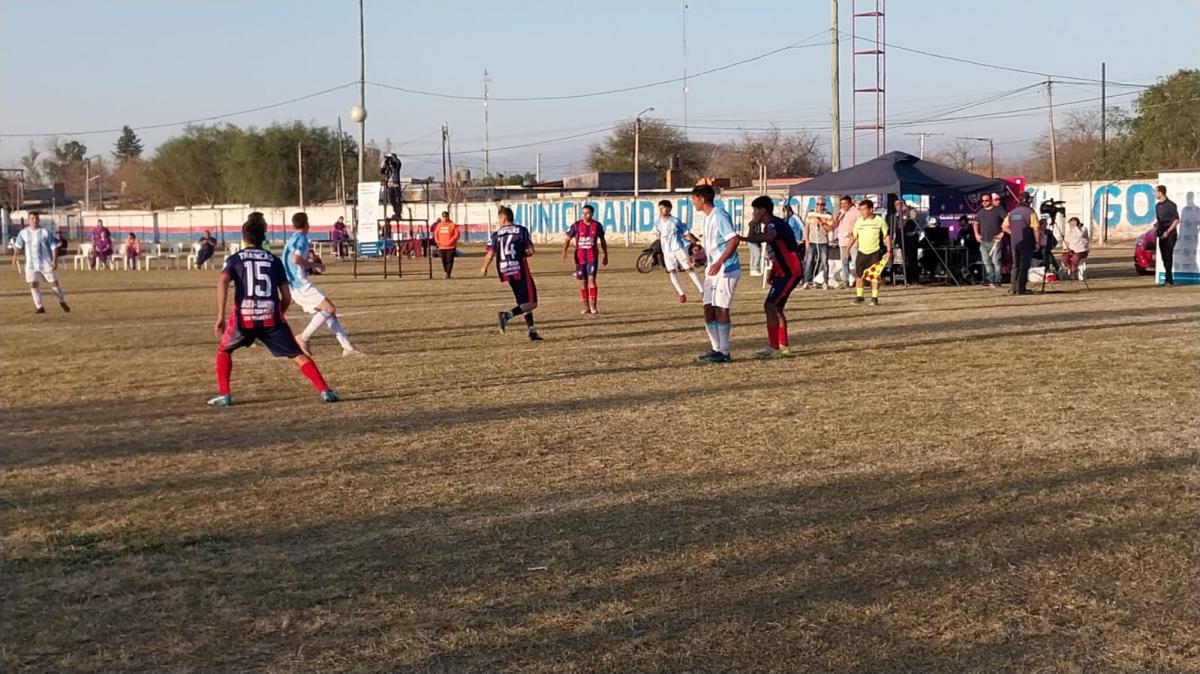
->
xmin=243 ymin=260 xmax=274 ymax=297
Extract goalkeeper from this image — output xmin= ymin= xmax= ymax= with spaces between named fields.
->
xmin=846 ymin=198 xmax=893 ymax=306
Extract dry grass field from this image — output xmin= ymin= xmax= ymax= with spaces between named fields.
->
xmin=1 ymin=245 xmax=1197 ymax=673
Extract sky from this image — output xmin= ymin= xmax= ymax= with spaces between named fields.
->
xmin=1 ymin=0 xmax=1197 ymax=180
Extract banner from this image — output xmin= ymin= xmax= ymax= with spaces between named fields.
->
xmin=1154 ymin=173 xmax=1200 ymax=285
xmin=355 ymin=182 xmax=381 ymax=242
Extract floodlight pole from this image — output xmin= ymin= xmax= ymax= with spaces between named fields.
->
xmin=830 ymin=0 xmax=841 ymax=171
xmin=633 ymin=107 xmax=655 ymax=247
xmin=357 ymin=0 xmax=366 ymax=185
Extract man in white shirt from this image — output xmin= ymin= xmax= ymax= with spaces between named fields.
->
xmin=654 ymin=200 xmax=703 ymax=302
xmin=692 ymin=184 xmax=741 ymax=363
xmin=14 ymin=212 xmax=70 ymax=314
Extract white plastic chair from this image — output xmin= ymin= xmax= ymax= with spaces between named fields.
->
xmin=222 ymin=242 xmax=242 ymax=264
xmin=162 ymin=242 xmax=183 ymax=269
xmin=111 ymin=243 xmax=129 ymax=270
xmin=71 ymin=243 xmax=94 ymax=270
xmin=142 ymin=244 xmax=165 ymax=270
xmin=188 ymin=242 xmax=215 ymax=270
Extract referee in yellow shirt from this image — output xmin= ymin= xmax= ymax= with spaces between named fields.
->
xmin=846 ymin=198 xmax=893 ymax=306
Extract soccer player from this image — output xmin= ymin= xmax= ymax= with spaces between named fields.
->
xmin=742 ymin=196 xmax=802 ymax=358
xmin=283 ymin=212 xmax=358 ymax=357
xmin=653 ymin=199 xmax=703 ymax=302
xmin=846 ymin=198 xmax=893 ymax=306
xmin=692 ymin=184 xmax=741 ymax=363
xmin=208 ymin=215 xmax=339 ymax=406
xmin=14 ymin=212 xmax=70 ymax=314
xmin=482 ymin=205 xmax=543 ymax=341
xmin=561 ymin=204 xmax=608 ymax=314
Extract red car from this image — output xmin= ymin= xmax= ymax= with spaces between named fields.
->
xmin=1134 ymin=227 xmax=1156 ymax=275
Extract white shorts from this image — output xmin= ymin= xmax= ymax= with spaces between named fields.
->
xmin=25 ymin=267 xmax=56 ymax=284
xmin=290 ymin=281 xmax=328 ymax=314
xmin=662 ymin=247 xmax=692 ymax=272
xmin=702 ymin=274 xmax=739 ymax=309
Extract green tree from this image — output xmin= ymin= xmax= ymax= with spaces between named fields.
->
xmin=40 ymin=139 xmax=88 ymax=185
xmin=1110 ymin=68 xmax=1200 ymax=174
xmin=145 ymin=124 xmax=241 ymax=206
xmin=587 ymin=119 xmax=711 ymax=184
xmin=19 ymin=142 xmax=43 ymax=187
xmin=223 ymin=122 xmax=348 ymax=205
xmin=114 ymin=126 xmax=145 ymax=163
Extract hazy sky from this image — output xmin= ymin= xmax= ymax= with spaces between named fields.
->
xmin=1 ymin=0 xmax=1196 ymax=179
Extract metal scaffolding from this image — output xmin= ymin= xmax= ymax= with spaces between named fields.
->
xmin=851 ymin=0 xmax=886 ymax=166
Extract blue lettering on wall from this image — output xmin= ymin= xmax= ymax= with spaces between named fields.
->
xmin=1126 ymin=183 xmax=1155 ymax=225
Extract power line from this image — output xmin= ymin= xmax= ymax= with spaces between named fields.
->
xmin=0 ymin=82 xmax=359 ymax=139
xmin=367 ymin=31 xmax=830 ymax=103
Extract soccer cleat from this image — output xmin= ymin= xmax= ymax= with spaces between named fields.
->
xmin=581 ymin=307 xmax=591 ymax=314
xmin=852 ymin=296 xmax=865 ymax=305
xmin=34 ymin=307 xmax=46 ymax=314
xmin=711 ymin=352 xmax=733 ymax=363
xmin=528 ymin=331 xmax=544 ymax=341
xmin=206 ymin=394 xmax=233 ymax=407
xmin=321 ymin=390 xmax=340 ymax=403
xmin=870 ymin=298 xmax=879 ymax=306
xmin=342 ymin=347 xmax=363 ymax=357
xmin=296 ymin=336 xmax=313 ymax=358
xmin=696 ymin=350 xmax=720 ymax=362
xmin=678 ymin=294 xmax=687 ymax=303
xmin=497 ymin=311 xmax=510 ymax=334
xmin=60 ymin=302 xmax=71 ymax=313
xmin=778 ymin=347 xmax=795 ymax=358
xmin=754 ymin=347 xmax=779 ymax=359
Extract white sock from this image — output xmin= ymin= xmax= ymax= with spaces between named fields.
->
xmin=51 ymin=285 xmax=65 ymax=302
xmin=717 ymin=322 xmax=731 ymax=355
xmin=667 ymin=270 xmax=685 ymax=295
xmin=327 ymin=316 xmax=353 ymax=350
xmin=30 ymin=287 xmax=43 ymax=309
xmin=687 ymin=269 xmax=704 ymax=293
xmin=301 ymin=311 xmax=329 ymax=340
xmin=704 ymin=322 xmax=720 ymax=350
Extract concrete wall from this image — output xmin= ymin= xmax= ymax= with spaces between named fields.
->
xmin=1028 ymin=171 xmax=1200 ymax=241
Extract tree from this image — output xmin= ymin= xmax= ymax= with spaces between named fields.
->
xmin=223 ymin=122 xmax=348 ymax=205
xmin=19 ymin=143 xmax=43 ymax=187
xmin=1110 ymin=68 xmax=1200 ymax=174
xmin=707 ymin=126 xmax=828 ymax=185
xmin=587 ymin=119 xmax=711 ymax=184
xmin=932 ymin=139 xmax=983 ymax=172
xmin=145 ymin=124 xmax=241 ymax=206
xmin=113 ymin=126 xmax=145 ymax=163
xmin=40 ymin=139 xmax=88 ymax=188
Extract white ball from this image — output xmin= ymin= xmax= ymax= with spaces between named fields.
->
xmin=350 ymin=105 xmax=367 ymax=123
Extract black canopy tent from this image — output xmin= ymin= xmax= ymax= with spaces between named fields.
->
xmin=788 ymin=151 xmax=1006 ymax=198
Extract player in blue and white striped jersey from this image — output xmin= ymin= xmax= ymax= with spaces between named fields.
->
xmin=14 ymin=212 xmax=70 ymax=314
xmin=654 ymin=200 xmax=703 ymax=303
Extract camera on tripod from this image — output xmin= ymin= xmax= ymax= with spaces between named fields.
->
xmin=1039 ymin=198 xmax=1067 ymax=225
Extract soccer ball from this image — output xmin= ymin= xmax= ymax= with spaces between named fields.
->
xmin=350 ymin=105 xmax=367 ymax=123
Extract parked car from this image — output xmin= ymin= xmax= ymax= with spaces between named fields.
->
xmin=1134 ymin=226 xmax=1156 ymax=275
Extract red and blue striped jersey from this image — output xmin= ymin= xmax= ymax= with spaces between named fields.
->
xmin=487 ymin=224 xmax=533 ymax=281
xmin=221 ymin=247 xmax=289 ymax=328
xmin=566 ymin=219 xmax=604 ymax=264
xmin=765 ymin=215 xmax=803 ymax=277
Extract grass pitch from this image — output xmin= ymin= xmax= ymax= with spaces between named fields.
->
xmin=1 ymin=246 xmax=1197 ymax=673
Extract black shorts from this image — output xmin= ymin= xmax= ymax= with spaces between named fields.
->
xmin=855 ymin=250 xmax=884 ymax=278
xmin=508 ymin=274 xmax=538 ymax=306
xmin=765 ymin=272 xmax=802 ymax=310
xmin=219 ymin=313 xmax=302 ymax=358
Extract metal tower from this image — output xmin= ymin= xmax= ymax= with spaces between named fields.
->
xmin=850 ymin=0 xmax=885 ymax=165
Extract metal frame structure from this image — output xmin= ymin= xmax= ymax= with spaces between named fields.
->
xmin=850 ymin=0 xmax=886 ymax=166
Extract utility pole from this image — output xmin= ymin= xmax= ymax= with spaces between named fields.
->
xmin=1100 ymin=62 xmax=1107 ymax=176
xmin=682 ymin=1 xmax=689 ymax=139
xmin=440 ymin=124 xmax=449 ymax=192
xmin=297 ymin=142 xmax=305 ymax=209
xmin=633 ymin=107 xmax=654 ymax=247
xmin=356 ymin=0 xmax=366 ymax=184
xmin=336 ymin=117 xmax=347 ymax=205
xmin=830 ymin=0 xmax=841 ymax=171
xmin=904 ymin=131 xmax=942 ymax=159
xmin=535 ymin=152 xmax=541 ymax=183
xmin=1046 ymin=78 xmax=1059 ymax=182
xmin=483 ymin=69 xmax=492 ymax=178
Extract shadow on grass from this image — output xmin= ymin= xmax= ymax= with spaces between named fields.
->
xmin=4 ymin=453 xmax=1193 ymax=672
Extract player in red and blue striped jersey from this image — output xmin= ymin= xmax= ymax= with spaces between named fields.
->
xmin=561 ymin=205 xmax=608 ymax=314
xmin=743 ymin=195 xmax=803 ymax=359
xmin=208 ymin=214 xmax=339 ymax=406
xmin=481 ymin=205 xmax=543 ymax=341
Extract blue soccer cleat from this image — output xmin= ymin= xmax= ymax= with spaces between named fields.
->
xmin=206 ymin=394 xmax=233 ymax=407
xmin=321 ymin=390 xmax=340 ymax=403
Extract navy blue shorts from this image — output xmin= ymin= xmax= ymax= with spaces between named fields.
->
xmin=508 ymin=274 xmax=538 ymax=306
xmin=574 ymin=261 xmax=598 ymax=279
xmin=765 ymin=273 xmax=802 ymax=310
xmin=219 ymin=313 xmax=302 ymax=358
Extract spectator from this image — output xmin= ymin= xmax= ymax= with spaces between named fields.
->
xmin=196 ymin=230 xmax=217 ymax=268
xmin=918 ymin=216 xmax=945 ymax=280
xmin=54 ymin=231 xmax=68 ymax=256
xmin=783 ymin=204 xmax=804 ymax=243
xmin=1153 ymin=185 xmax=1180 ymax=286
xmin=746 ymin=218 xmax=764 ymax=277
xmin=124 ymin=232 xmax=141 ymax=269
xmin=972 ymin=193 xmax=1005 ymax=287
xmin=432 ymin=211 xmax=460 ymax=278
xmin=89 ymin=219 xmax=111 ymax=269
xmin=93 ymin=228 xmax=114 ymax=269
xmin=802 ymin=197 xmax=833 ymax=288
xmin=834 ymin=195 xmax=860 ymax=288
xmin=332 ymin=216 xmax=349 ymax=259
xmin=1061 ymin=216 xmax=1089 ymax=280
xmin=901 ymin=208 xmax=920 ymax=283
xmin=1001 ymin=192 xmax=1040 ymax=296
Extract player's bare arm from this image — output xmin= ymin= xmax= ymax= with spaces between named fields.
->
xmin=598 ymin=231 xmax=608 ymax=265
xmin=560 ymin=234 xmax=572 ymax=261
xmin=707 ymin=235 xmax=741 ymax=277
xmin=214 ymin=273 xmax=231 ymax=337
xmin=885 ymin=233 xmax=894 ymax=257
xmin=526 ymin=242 xmax=536 ymax=257
xmin=480 ymin=250 xmax=495 ymax=275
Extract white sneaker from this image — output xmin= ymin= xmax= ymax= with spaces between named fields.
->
xmin=342 ymin=347 xmax=363 ymax=357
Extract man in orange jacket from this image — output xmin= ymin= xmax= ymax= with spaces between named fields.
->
xmin=432 ymin=211 xmax=461 ymax=278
